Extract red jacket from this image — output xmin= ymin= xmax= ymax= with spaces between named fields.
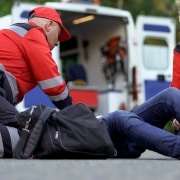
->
xmin=170 ymin=44 xmax=180 ymax=89
xmin=0 ymin=22 xmax=72 ymax=109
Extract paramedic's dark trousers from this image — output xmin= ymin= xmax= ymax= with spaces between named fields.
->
xmin=0 ymin=91 xmax=18 ymax=127
xmin=103 ymin=87 xmax=180 ymax=159
xmin=0 ymin=70 xmax=19 ymax=127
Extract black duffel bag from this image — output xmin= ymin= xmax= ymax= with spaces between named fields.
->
xmin=14 ymin=103 xmax=117 ymax=159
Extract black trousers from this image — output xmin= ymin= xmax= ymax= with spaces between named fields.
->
xmin=0 ymin=93 xmax=18 ymax=127
xmin=0 ymin=70 xmax=19 ymax=127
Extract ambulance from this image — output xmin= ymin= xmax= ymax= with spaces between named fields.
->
xmin=0 ymin=1 xmax=176 ymax=115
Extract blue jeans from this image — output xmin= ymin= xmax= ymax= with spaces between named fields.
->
xmin=102 ymin=87 xmax=180 ymax=159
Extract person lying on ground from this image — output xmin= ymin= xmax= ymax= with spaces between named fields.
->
xmin=1 ymin=87 xmax=180 ymax=159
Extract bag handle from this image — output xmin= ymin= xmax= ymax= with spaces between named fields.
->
xmin=14 ymin=106 xmax=55 ymax=159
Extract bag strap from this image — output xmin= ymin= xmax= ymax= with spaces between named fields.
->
xmin=37 ymin=107 xmax=55 ymax=123
xmin=14 ymin=106 xmax=55 ymax=159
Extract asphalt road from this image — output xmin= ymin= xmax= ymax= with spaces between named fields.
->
xmin=0 ymin=150 xmax=179 ymax=180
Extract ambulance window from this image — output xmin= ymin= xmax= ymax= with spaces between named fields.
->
xmin=143 ymin=38 xmax=168 ymax=70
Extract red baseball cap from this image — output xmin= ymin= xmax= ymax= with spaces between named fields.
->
xmin=28 ymin=6 xmax=71 ymax=41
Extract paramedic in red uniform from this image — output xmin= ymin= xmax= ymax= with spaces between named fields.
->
xmin=0 ymin=6 xmax=72 ymax=127
xmin=171 ymin=44 xmax=180 ymax=89
xmin=170 ymin=44 xmax=180 ymax=131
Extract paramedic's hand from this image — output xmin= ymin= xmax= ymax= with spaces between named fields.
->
xmin=172 ymin=119 xmax=180 ymax=130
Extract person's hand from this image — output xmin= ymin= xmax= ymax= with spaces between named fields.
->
xmin=172 ymin=119 xmax=180 ymax=130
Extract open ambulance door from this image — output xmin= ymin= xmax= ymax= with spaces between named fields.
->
xmin=136 ymin=15 xmax=175 ymax=104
